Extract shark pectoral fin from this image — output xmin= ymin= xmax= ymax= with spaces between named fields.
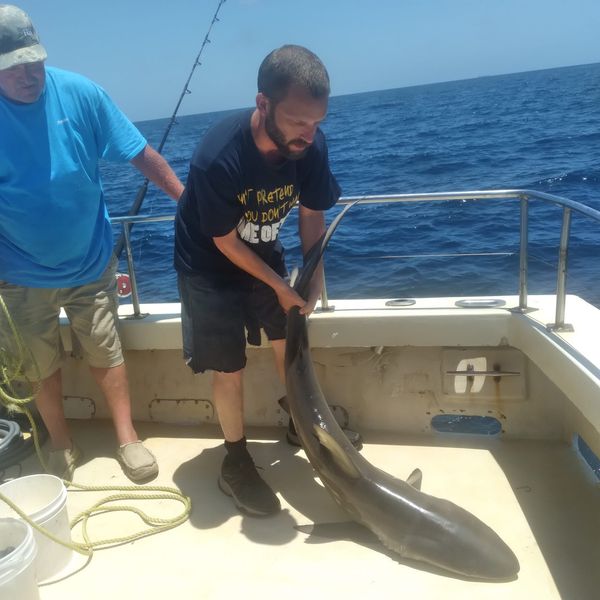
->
xmin=313 ymin=424 xmax=361 ymax=479
xmin=406 ymin=468 xmax=423 ymax=490
xmin=295 ymin=521 xmax=380 ymax=547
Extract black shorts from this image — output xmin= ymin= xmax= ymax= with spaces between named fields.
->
xmin=178 ymin=268 xmax=287 ymax=374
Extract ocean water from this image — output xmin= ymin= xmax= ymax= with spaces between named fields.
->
xmin=102 ymin=62 xmax=600 ymax=307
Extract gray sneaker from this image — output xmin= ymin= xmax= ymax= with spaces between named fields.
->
xmin=117 ymin=441 xmax=159 ymax=482
xmin=47 ymin=443 xmax=82 ymax=482
xmin=218 ymin=455 xmax=281 ymax=516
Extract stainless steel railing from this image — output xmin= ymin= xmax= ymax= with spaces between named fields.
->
xmin=111 ymin=189 xmax=600 ymax=330
xmin=111 ymin=214 xmax=173 ymax=319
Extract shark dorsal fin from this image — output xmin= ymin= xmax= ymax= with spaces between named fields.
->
xmin=313 ymin=424 xmax=361 ymax=479
xmin=406 ymin=468 xmax=423 ymax=490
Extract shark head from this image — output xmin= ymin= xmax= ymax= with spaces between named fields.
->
xmin=368 ymin=478 xmax=521 ymax=580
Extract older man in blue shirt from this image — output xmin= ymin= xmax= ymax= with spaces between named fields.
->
xmin=0 ymin=4 xmax=184 ymax=481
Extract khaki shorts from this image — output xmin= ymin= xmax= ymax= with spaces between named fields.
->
xmin=0 ymin=255 xmax=123 ymax=381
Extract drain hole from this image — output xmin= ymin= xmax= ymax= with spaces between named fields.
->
xmin=455 ymin=299 xmax=506 ymax=308
xmin=385 ymin=298 xmax=416 ymax=307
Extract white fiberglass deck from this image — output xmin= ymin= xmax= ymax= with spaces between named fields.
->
xmin=13 ymin=419 xmax=599 ymax=600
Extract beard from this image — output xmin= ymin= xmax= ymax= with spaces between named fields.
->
xmin=264 ymin=108 xmax=310 ymax=160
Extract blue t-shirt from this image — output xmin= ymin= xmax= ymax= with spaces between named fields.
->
xmin=174 ymin=109 xmax=340 ymax=284
xmin=0 ymin=66 xmax=146 ymax=287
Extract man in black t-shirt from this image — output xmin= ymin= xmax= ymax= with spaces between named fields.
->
xmin=175 ymin=45 xmax=346 ymax=516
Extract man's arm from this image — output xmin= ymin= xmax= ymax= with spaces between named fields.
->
xmin=213 ymin=230 xmax=306 ymax=313
xmin=130 ymin=145 xmax=185 ymax=201
xmin=299 ymin=204 xmax=326 ymax=315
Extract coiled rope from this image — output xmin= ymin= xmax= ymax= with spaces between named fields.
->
xmin=0 ymin=294 xmax=191 ymax=577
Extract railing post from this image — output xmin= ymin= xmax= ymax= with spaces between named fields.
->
xmin=518 ymin=195 xmax=529 ymax=310
xmin=549 ymin=206 xmax=573 ymax=331
xmin=319 ymin=267 xmax=334 ymax=312
xmin=122 ymin=222 xmax=143 ymax=318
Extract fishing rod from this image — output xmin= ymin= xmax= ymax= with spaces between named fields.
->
xmin=114 ymin=0 xmax=227 ymax=258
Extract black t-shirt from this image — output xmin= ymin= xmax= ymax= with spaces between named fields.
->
xmin=174 ymin=109 xmax=340 ymax=284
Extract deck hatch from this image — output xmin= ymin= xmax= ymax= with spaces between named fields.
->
xmin=431 ymin=414 xmax=502 ymax=435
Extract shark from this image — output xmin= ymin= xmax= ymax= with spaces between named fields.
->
xmin=284 ymin=203 xmax=520 ymax=580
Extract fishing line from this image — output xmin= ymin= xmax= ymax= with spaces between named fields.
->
xmin=114 ymin=0 xmax=227 ymax=258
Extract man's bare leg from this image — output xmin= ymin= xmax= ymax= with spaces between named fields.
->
xmin=89 ymin=362 xmax=137 ymax=446
xmin=271 ymin=339 xmax=286 ymax=384
xmin=91 ymin=362 xmax=158 ymax=481
xmin=36 ymin=368 xmax=82 ymax=479
xmin=214 ymin=367 xmax=280 ymax=515
xmin=35 ymin=368 xmax=71 ymax=449
xmin=213 ymin=369 xmax=244 ymax=441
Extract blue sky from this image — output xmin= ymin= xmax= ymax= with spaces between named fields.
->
xmin=18 ymin=0 xmax=600 ymax=122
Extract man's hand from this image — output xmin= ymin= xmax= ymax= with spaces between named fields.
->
xmin=299 ymin=286 xmax=320 ymax=316
xmin=274 ymin=281 xmax=307 ymax=314
xmin=214 ymin=230 xmax=307 ymax=313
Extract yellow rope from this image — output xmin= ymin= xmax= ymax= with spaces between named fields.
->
xmin=0 ymin=295 xmax=40 ymax=408
xmin=0 ymin=294 xmax=192 ymax=571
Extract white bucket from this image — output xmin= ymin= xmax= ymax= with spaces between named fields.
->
xmin=0 ymin=474 xmax=73 ymax=582
xmin=0 ymin=518 xmax=39 ymax=600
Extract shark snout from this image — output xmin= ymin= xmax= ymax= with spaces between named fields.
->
xmin=462 ymin=536 xmax=520 ymax=581
xmin=413 ymin=518 xmax=520 ymax=580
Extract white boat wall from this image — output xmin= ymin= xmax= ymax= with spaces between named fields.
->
xmin=58 ymin=293 xmax=600 ymax=460
xmin=5 ymin=190 xmax=600 ymax=599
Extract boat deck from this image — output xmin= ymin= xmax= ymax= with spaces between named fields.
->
xmin=11 ymin=419 xmax=599 ymax=600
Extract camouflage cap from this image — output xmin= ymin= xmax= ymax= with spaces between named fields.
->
xmin=0 ymin=4 xmax=46 ymax=70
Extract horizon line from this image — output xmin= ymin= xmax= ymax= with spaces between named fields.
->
xmin=134 ymin=60 xmax=599 ymax=125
